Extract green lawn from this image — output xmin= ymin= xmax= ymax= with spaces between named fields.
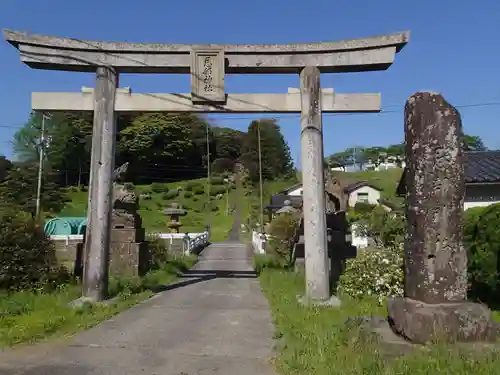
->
xmin=57 ymin=178 xmax=238 ymax=242
xmin=260 ymin=268 xmax=500 ymax=375
xmin=0 ymin=255 xmax=197 ymax=347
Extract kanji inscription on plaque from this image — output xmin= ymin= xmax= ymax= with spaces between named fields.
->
xmin=190 ymin=49 xmax=225 ymax=103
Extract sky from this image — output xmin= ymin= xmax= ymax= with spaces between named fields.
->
xmin=0 ymin=0 xmax=499 ymax=164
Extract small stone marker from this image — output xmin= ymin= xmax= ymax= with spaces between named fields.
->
xmin=388 ymin=92 xmax=499 ymax=344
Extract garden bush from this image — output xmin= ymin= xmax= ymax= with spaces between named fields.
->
xmin=337 ymin=248 xmax=404 ymax=304
xmin=184 ymin=181 xmax=201 ymax=191
xmin=463 ymin=204 xmax=500 ymax=304
xmin=209 ymin=176 xmax=225 ymax=185
xmin=0 ymin=208 xmax=68 ymax=291
xmin=267 ymin=213 xmax=300 ymax=268
xmin=353 ymin=202 xmax=376 ymax=214
xmin=355 ymin=206 xmax=406 ymax=251
xmin=194 ymin=187 xmax=205 ymax=195
xmin=183 ymin=191 xmax=193 ymax=198
xmin=209 ymin=185 xmax=226 ymax=196
xmin=151 ymin=183 xmax=169 ymax=193
xmin=162 ymin=190 xmax=178 ymax=200
xmin=146 ymin=234 xmax=169 ymax=269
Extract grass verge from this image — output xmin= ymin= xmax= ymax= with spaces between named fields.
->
xmin=0 ymin=255 xmax=197 ymax=348
xmin=259 ymin=265 xmax=500 ymax=375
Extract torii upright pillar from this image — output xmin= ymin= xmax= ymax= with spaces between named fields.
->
xmin=82 ymin=67 xmax=118 ymax=302
xmin=299 ymin=66 xmax=331 ymax=302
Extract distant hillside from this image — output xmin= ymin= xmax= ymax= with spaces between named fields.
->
xmin=58 ymin=177 xmax=238 ymax=242
xmin=336 ymin=168 xmax=403 ymax=200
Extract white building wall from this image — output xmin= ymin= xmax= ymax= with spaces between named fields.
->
xmin=287 ymin=186 xmax=303 ymax=196
xmin=464 ymin=184 xmax=500 ymax=211
xmin=347 ymin=186 xmax=381 ymax=207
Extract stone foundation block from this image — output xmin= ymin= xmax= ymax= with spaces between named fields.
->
xmin=388 ymin=297 xmax=500 ymax=344
xmin=110 ymin=227 xmax=145 ymax=243
xmin=110 ymin=241 xmax=150 ymax=277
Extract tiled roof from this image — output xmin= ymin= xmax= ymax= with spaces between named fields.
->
xmin=278 ymin=183 xmax=302 ymax=194
xmin=343 ymin=181 xmax=382 ymax=193
xmin=464 ymin=151 xmax=500 ymax=183
xmin=396 ymin=151 xmax=500 ymax=196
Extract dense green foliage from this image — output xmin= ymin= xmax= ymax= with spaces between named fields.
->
xmin=338 ymin=249 xmax=404 ymax=304
xmin=0 ymin=208 xmax=68 ymax=291
xmin=240 ymin=119 xmax=294 ymax=182
xmin=13 ymin=112 xmax=294 ymax=188
xmin=267 ymin=213 xmax=300 ymax=268
xmin=464 ymin=204 xmax=500 ymax=305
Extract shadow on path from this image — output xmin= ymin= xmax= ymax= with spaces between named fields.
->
xmin=152 ymin=269 xmax=257 ymax=293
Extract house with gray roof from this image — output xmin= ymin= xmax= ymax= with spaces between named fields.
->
xmin=265 ymin=180 xmax=384 ymax=221
xmin=396 ymin=151 xmax=500 ymax=210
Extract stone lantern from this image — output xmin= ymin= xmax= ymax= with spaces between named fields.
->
xmin=276 ymin=199 xmax=298 ymax=215
xmin=163 ymin=203 xmax=187 ymax=233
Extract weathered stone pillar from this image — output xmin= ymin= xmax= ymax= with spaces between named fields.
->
xmin=83 ymin=66 xmax=118 ymax=302
xmin=388 ymin=91 xmax=498 ymax=344
xmin=299 ymin=66 xmax=330 ymax=301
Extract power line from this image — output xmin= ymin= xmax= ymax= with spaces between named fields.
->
xmin=1 ymin=100 xmax=500 ymax=130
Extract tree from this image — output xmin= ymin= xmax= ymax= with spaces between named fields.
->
xmin=0 ymin=163 xmax=67 ymax=215
xmin=461 ymin=134 xmax=487 ymax=151
xmin=240 ymin=119 xmax=294 ymax=182
xmin=0 ymin=156 xmax=13 ymax=182
xmin=12 ymin=112 xmax=94 ymax=187
xmin=212 ymin=126 xmax=244 ymax=160
xmin=118 ymin=113 xmax=210 ymax=183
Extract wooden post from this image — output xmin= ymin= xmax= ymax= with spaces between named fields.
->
xmin=299 ymin=66 xmax=330 ymax=301
xmin=82 ymin=67 xmax=118 ymax=302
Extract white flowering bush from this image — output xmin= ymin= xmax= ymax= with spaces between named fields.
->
xmin=337 ymin=249 xmax=404 ymax=304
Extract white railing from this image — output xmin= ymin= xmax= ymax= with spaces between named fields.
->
xmin=252 ymin=231 xmax=269 ymax=254
xmin=50 ymin=231 xmax=209 ymax=255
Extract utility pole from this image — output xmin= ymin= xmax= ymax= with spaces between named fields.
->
xmin=206 ymin=122 xmax=211 ymax=234
xmin=257 ymin=121 xmax=264 ymax=232
xmin=35 ymin=113 xmax=49 ymax=221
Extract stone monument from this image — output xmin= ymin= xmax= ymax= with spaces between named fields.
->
xmin=109 ymin=163 xmax=149 ymax=277
xmin=388 ymin=92 xmax=499 ymax=344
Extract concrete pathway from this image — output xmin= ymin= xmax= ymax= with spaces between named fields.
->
xmin=0 ymin=243 xmax=277 ymax=375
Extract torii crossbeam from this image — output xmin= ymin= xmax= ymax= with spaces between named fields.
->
xmin=4 ymin=29 xmax=409 ymax=304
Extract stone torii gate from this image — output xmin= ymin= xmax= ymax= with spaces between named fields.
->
xmin=4 ymin=29 xmax=409 ymax=303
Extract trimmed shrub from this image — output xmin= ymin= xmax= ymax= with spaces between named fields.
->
xmin=183 ymin=191 xmax=193 ymax=198
xmin=209 ymin=185 xmax=226 ymax=196
xmin=194 ymin=187 xmax=205 ymax=195
xmin=337 ymin=249 xmax=404 ymax=304
xmin=184 ymin=181 xmax=201 ymax=191
xmin=162 ymin=190 xmax=178 ymax=200
xmin=0 ymin=208 xmax=68 ymax=291
xmin=209 ymin=176 xmax=225 ymax=186
xmin=151 ymin=183 xmax=169 ymax=193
